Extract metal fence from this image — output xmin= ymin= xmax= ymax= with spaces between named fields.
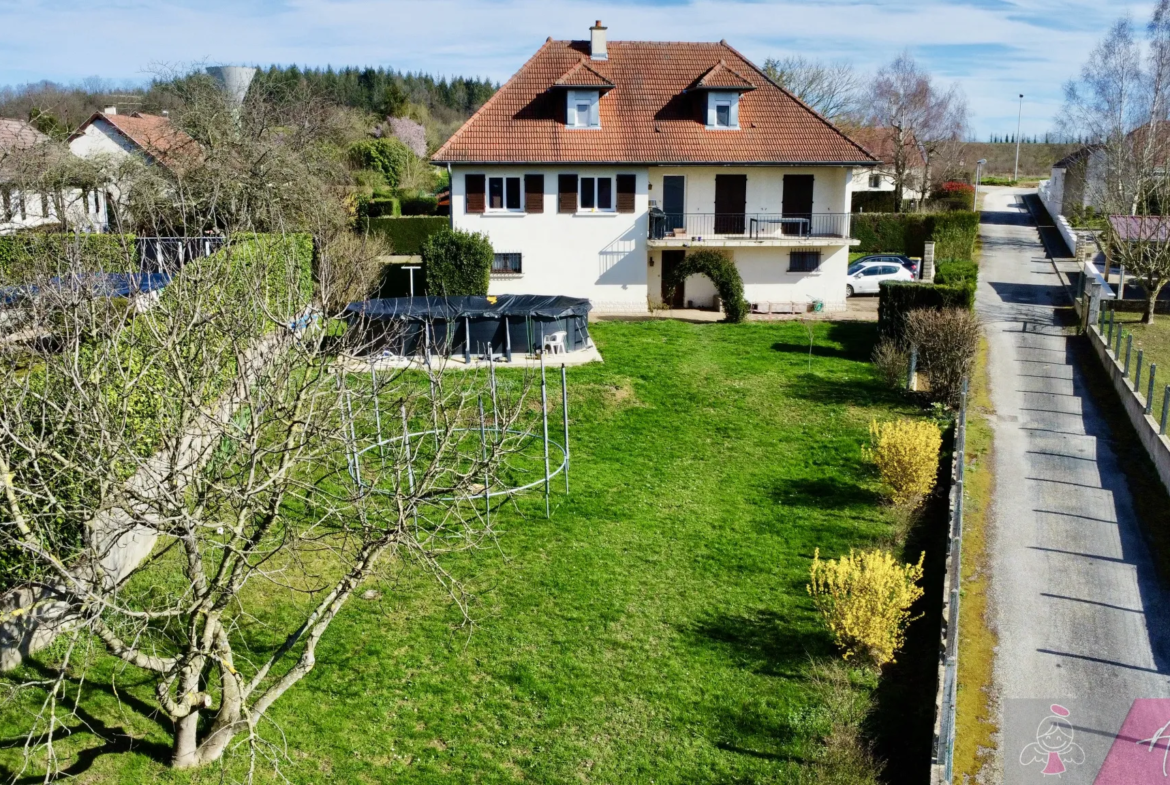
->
xmin=647 ymin=212 xmax=852 ymax=241
xmin=137 ymin=236 xmax=227 ymax=273
xmin=932 ymin=377 xmax=968 ymax=785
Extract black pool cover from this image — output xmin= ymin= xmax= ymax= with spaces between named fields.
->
xmin=343 ymin=295 xmax=593 ymax=358
xmin=344 ymin=295 xmax=591 ymax=321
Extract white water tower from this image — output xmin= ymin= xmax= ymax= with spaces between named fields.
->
xmin=206 ymin=66 xmax=256 ymax=110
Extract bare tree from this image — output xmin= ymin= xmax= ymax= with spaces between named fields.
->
xmin=763 ymin=56 xmax=862 ymax=122
xmin=866 ymin=53 xmax=968 ymax=211
xmin=1063 ymin=2 xmax=1170 ymax=321
xmin=0 ymin=72 xmax=543 ymax=778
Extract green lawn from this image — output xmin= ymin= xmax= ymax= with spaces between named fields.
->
xmin=1108 ymin=311 xmax=1170 ymax=419
xmin=0 ymin=320 xmax=932 ymax=784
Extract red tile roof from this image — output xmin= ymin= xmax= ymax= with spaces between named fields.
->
xmin=70 ymin=112 xmax=198 ymax=169
xmin=0 ymin=118 xmax=49 ymax=151
xmin=693 ymin=61 xmax=755 ymax=91
xmin=555 ymin=60 xmax=615 ymax=90
xmin=433 ymin=39 xmax=876 ymax=165
xmin=846 ymin=126 xmax=925 ymax=167
xmin=1109 ymin=215 xmax=1170 ymax=242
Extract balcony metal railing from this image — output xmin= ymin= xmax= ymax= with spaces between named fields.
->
xmin=648 ymin=211 xmax=851 ymax=241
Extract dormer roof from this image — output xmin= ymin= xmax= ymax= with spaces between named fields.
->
xmin=690 ymin=60 xmax=756 ymax=92
xmin=554 ymin=59 xmax=616 ymax=92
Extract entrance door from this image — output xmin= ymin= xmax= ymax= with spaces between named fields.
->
xmin=714 ymin=174 xmax=746 ymax=235
xmin=782 ymin=175 xmax=814 ymax=236
xmin=663 ymin=175 xmax=685 ymax=233
xmin=661 ymin=250 xmax=687 ymax=308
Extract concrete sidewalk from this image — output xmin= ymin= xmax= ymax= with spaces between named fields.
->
xmin=978 ymin=188 xmax=1170 ymax=782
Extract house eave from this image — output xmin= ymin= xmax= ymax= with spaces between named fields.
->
xmin=432 ymin=159 xmax=879 ymax=167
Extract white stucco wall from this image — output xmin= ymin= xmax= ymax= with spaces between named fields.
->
xmin=849 ymin=166 xmax=924 ymax=199
xmin=451 ymin=164 xmax=856 ymax=313
xmin=68 ymin=119 xmax=140 ymax=162
xmin=451 ymin=165 xmax=650 ymax=312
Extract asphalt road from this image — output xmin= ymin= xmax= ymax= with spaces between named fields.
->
xmin=979 ymin=188 xmax=1170 ymax=783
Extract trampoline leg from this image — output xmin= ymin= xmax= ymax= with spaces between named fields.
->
xmin=479 ymin=396 xmax=490 ymax=520
xmin=562 ymin=363 xmax=569 ymax=495
xmin=504 ymin=315 xmax=512 ymax=363
xmin=541 ymin=352 xmax=550 ymax=519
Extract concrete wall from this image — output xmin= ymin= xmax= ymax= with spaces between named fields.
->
xmin=1039 ymin=176 xmax=1085 ymax=259
xmin=1087 ymin=324 xmax=1170 ymax=495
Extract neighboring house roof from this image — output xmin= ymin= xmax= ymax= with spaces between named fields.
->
xmin=846 ymin=126 xmax=926 ymax=168
xmin=1109 ymin=214 xmax=1170 ymax=242
xmin=0 ymin=118 xmax=50 ymax=151
xmin=1053 ymin=145 xmax=1101 ymax=169
xmin=68 ymin=112 xmax=198 ymax=169
xmin=433 ymin=38 xmax=876 ymax=165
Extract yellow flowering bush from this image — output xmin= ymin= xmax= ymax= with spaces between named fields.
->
xmin=865 ymin=418 xmax=942 ymax=509
xmin=808 ymin=548 xmax=926 ymax=666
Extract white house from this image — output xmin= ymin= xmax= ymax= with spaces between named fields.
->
xmin=1044 ymin=145 xmax=1106 ymax=219
xmin=432 ymin=22 xmax=877 ymax=313
xmin=846 ymin=126 xmax=925 ymax=207
xmin=1 ymin=119 xmax=106 ymax=235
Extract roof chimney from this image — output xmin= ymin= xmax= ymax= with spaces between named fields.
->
xmin=590 ymin=20 xmax=607 ymax=61
xmin=103 ymin=106 xmax=117 ymax=115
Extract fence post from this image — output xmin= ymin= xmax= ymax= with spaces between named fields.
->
xmin=1119 ymin=265 xmax=1127 ymax=300
xmin=1148 ymin=365 xmax=1157 ymax=415
xmin=1108 ymin=310 xmax=1116 ymax=346
xmin=1136 ymin=350 xmax=1144 ymax=390
xmin=907 ymin=345 xmax=918 ymax=391
xmin=1116 ymin=326 xmax=1124 ymax=358
xmin=1162 ymin=385 xmax=1170 ymax=435
xmin=1125 ymin=334 xmax=1133 ymax=378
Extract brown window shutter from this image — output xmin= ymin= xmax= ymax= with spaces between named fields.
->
xmin=465 ymin=174 xmax=485 ymax=213
xmin=558 ymin=174 xmax=578 ymax=213
xmin=524 ymin=174 xmax=544 ymax=213
xmin=616 ymin=174 xmax=636 ymax=213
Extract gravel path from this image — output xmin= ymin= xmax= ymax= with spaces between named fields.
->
xmin=978 ymin=187 xmax=1170 ymax=782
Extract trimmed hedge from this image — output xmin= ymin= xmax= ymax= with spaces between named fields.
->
xmin=851 ymin=211 xmax=979 ymax=262
xmin=363 ymin=216 xmax=448 ymax=255
xmin=851 ymin=191 xmax=899 ymax=213
xmin=0 ymin=234 xmax=137 ymax=280
xmin=934 ymin=259 xmax=978 ymax=289
xmin=399 ymin=194 xmax=439 ymax=216
xmin=878 ymin=280 xmax=976 ymax=341
xmin=421 ymin=228 xmax=492 ymax=296
xmin=662 ymin=248 xmax=749 ymax=323
xmin=0 ymin=233 xmax=313 ymax=591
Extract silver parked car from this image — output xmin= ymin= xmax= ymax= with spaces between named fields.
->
xmin=845 ymin=259 xmax=914 ymax=296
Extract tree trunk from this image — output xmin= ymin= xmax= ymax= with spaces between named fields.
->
xmin=1145 ymin=290 xmax=1158 ymax=324
xmin=171 ymin=712 xmax=201 ymax=768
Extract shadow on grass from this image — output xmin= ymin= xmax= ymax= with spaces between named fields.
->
xmin=771 ymin=477 xmax=882 ymax=509
xmin=771 ymin=322 xmax=880 ymax=364
xmin=0 ymin=661 xmax=171 ymax=782
xmin=689 ymin=609 xmax=834 ymax=679
xmin=782 ymin=373 xmax=902 ymax=409
xmin=867 ymin=426 xmax=953 ymax=785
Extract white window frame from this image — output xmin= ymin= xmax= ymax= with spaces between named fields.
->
xmin=567 ymin=90 xmax=601 ymax=129
xmin=486 ymin=175 xmax=524 ymax=213
xmin=578 ymin=175 xmax=615 ymax=213
xmin=706 ymin=91 xmax=740 ymax=130
xmin=869 ymin=173 xmax=882 ymax=189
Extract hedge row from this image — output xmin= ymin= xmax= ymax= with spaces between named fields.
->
xmin=362 ymin=216 xmax=449 ymax=255
xmin=0 ymin=234 xmax=137 ymax=280
xmin=934 ymin=259 xmax=978 ymax=289
xmin=878 ymin=279 xmax=976 ymax=342
xmin=851 ymin=211 xmax=979 ymax=262
xmin=0 ymin=233 xmax=313 ymax=591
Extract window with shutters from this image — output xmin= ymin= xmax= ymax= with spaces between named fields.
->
xmin=579 ymin=176 xmax=614 ymax=212
xmin=492 ymin=252 xmax=523 ymax=275
xmin=558 ymin=174 xmax=578 ymax=213
xmin=487 ymin=176 xmax=523 ymax=212
xmin=566 ymin=90 xmax=600 ymax=128
xmin=465 ymin=174 xmax=486 ymax=213
xmin=788 ymin=251 xmax=822 ymax=273
xmin=616 ymin=174 xmax=636 ymax=213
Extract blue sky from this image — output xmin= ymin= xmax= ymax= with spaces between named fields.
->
xmin=0 ymin=0 xmax=1156 ymax=138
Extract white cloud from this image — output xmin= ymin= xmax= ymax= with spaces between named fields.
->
xmin=0 ymin=0 xmax=1158 ymax=136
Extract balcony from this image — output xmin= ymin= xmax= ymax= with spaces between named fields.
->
xmin=647 ymin=211 xmax=856 ymax=247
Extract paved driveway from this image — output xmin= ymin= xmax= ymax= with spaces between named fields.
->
xmin=979 ymin=188 xmax=1170 ymax=783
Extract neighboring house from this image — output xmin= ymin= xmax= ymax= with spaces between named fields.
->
xmin=1046 ymin=145 xmax=1106 ymax=218
xmin=1 ymin=119 xmax=104 ymax=235
xmin=67 ymin=108 xmax=198 ymax=230
xmin=432 ymin=22 xmax=877 ymax=313
xmin=847 ymin=126 xmax=925 ymax=205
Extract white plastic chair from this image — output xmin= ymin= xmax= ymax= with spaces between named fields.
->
xmin=543 ymin=331 xmax=567 ymax=355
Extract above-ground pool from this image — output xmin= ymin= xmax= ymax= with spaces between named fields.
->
xmin=343 ymin=295 xmax=593 ymax=359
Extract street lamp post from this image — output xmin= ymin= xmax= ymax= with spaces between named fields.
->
xmin=974 ymin=158 xmax=988 ymax=208
xmin=1014 ymin=93 xmax=1024 ymax=181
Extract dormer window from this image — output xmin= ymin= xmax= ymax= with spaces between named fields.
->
xmin=567 ymin=90 xmax=600 ymax=128
xmin=707 ymin=92 xmax=739 ymax=129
